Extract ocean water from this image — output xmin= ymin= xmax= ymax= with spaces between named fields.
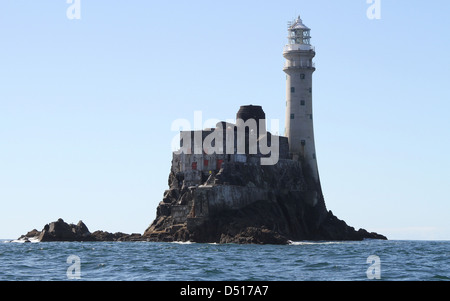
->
xmin=0 ymin=239 xmax=448 ymax=281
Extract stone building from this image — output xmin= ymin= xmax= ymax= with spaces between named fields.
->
xmin=171 ymin=105 xmax=290 ymax=188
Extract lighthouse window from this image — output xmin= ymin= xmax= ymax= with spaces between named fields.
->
xmin=290 ymin=114 xmax=295 ymax=119
xmin=291 ymin=87 xmax=295 ymax=93
xmin=300 ymin=74 xmax=305 ymax=79
xmin=300 ymin=100 xmax=305 ymax=106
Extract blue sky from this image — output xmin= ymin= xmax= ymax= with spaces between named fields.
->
xmin=0 ymin=0 xmax=449 ymax=240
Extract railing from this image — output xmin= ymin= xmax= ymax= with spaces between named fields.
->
xmin=284 ymin=60 xmax=315 ymax=69
xmin=283 ymin=44 xmax=315 ymax=52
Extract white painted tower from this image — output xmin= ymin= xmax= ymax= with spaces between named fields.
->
xmin=283 ymin=15 xmax=319 ymax=182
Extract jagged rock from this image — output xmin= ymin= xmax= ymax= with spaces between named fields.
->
xmin=75 ymin=220 xmax=91 ymax=238
xmin=37 ymin=218 xmax=94 ymax=242
xmin=116 ymin=233 xmax=143 ymax=242
xmin=90 ymin=230 xmax=117 ymax=241
xmin=17 ymin=229 xmax=41 ymax=241
xmin=219 ymin=227 xmax=289 ymax=245
xmin=318 ymin=211 xmax=387 ymax=240
xmin=89 ymin=231 xmax=143 ymax=242
xmin=25 ymin=229 xmax=41 ymax=237
xmin=19 ymin=219 xmax=145 ymax=242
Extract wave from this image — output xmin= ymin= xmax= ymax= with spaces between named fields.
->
xmin=8 ymin=237 xmax=40 ymax=244
xmin=170 ymin=241 xmax=195 ymax=245
xmin=288 ymin=240 xmax=350 ymax=246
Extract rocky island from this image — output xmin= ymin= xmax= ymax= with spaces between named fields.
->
xmin=18 ymin=105 xmax=386 ymax=245
xmin=17 ymin=16 xmax=386 ymax=245
xmin=141 ymin=105 xmax=386 ymax=244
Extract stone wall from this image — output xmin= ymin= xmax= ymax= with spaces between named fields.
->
xmin=194 ymin=185 xmax=271 ymax=216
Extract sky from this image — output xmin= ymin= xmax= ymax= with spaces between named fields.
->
xmin=0 ymin=0 xmax=449 ymax=240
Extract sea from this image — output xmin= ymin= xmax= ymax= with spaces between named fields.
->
xmin=0 ymin=239 xmax=448 ymax=281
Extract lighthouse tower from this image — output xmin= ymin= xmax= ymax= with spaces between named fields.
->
xmin=283 ymin=16 xmax=319 ymax=182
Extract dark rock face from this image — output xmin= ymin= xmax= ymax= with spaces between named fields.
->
xmin=143 ymin=159 xmax=387 ymax=244
xmin=19 ymin=219 xmax=144 ymax=242
xmin=318 ymin=211 xmax=386 ymax=241
xmin=90 ymin=231 xmax=144 ymax=242
xmin=220 ymin=227 xmax=289 ymax=245
xmin=37 ymin=219 xmax=93 ymax=242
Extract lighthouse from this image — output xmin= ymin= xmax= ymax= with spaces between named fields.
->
xmin=283 ymin=16 xmax=319 ymax=182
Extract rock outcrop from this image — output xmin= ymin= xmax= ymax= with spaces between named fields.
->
xmin=18 ymin=218 xmax=143 ymax=242
xmin=38 ymin=219 xmax=92 ymax=242
xmin=143 ymin=159 xmax=387 ymax=244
